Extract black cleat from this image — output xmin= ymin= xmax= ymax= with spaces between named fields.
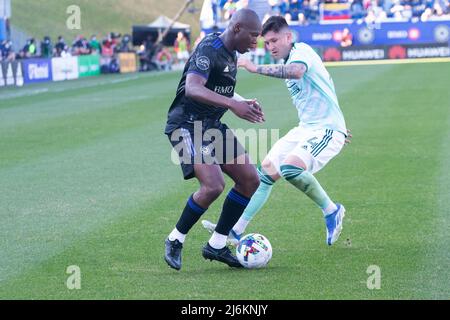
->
xmin=202 ymin=243 xmax=243 ymax=268
xmin=164 ymin=238 xmax=183 ymax=270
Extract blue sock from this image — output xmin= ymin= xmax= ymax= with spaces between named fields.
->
xmin=215 ymin=189 xmax=250 ymax=236
xmin=175 ymin=195 xmax=207 ymax=234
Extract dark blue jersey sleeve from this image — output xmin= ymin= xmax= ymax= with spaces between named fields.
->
xmin=186 ymin=44 xmax=216 ymax=80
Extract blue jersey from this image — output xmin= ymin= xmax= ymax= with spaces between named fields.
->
xmin=165 ymin=33 xmax=237 ymax=134
xmin=285 ymin=42 xmax=347 ymax=135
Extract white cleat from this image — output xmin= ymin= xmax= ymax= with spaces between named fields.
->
xmin=201 ymin=219 xmax=216 ymax=234
xmin=325 ymin=203 xmax=345 ymax=246
xmin=201 ymin=220 xmax=241 ymax=247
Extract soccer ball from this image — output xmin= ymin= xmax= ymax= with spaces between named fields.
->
xmin=236 ymin=233 xmax=272 ymax=269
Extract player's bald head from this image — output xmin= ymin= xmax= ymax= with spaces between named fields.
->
xmin=223 ymin=9 xmax=261 ymax=54
xmin=228 ymin=9 xmax=261 ymax=31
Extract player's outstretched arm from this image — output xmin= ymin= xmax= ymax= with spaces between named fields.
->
xmin=238 ymin=58 xmax=306 ymax=79
xmin=185 ymin=73 xmax=264 ymax=123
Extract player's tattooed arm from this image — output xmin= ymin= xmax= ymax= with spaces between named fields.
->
xmin=255 ymin=63 xmax=306 ymax=79
xmin=238 ymin=58 xmax=306 ymax=79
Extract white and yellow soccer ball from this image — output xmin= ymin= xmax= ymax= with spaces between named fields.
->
xmin=236 ymin=233 xmax=272 ymax=269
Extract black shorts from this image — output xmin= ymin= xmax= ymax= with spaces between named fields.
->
xmin=167 ymin=121 xmax=247 ymax=180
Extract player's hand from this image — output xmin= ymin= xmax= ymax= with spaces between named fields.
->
xmin=229 ymin=99 xmax=265 ymax=123
xmin=246 ymin=98 xmax=265 ymax=122
xmin=345 ymin=129 xmax=352 ymax=145
xmin=238 ymin=57 xmax=257 ymax=73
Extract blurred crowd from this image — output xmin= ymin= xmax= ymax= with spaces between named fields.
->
xmin=2 ymin=0 xmax=448 ymax=70
xmin=204 ymin=0 xmax=450 ymax=62
xmin=0 ymin=30 xmax=193 ymax=73
xmin=212 ymin=0 xmax=450 ymax=25
xmin=0 ymin=32 xmax=133 ymax=64
xmin=137 ymin=0 xmax=450 ymax=71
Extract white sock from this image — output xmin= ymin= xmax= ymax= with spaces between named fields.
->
xmin=208 ymin=231 xmax=228 ymax=249
xmin=323 ymin=202 xmax=338 ymax=216
xmin=232 ymin=217 xmax=250 ymax=236
xmin=168 ymin=228 xmax=186 ymax=243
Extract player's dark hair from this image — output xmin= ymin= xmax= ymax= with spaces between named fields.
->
xmin=262 ymin=16 xmax=289 ymax=36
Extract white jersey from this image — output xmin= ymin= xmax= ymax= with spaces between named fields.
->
xmin=285 ymin=42 xmax=347 ymax=135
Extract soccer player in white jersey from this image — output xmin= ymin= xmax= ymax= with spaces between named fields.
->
xmin=203 ymin=16 xmax=350 ymax=246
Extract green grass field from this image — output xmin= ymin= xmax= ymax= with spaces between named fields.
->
xmin=0 ymin=62 xmax=449 ymax=299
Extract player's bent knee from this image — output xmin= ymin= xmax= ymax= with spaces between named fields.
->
xmin=282 ymin=156 xmax=307 ymax=171
xmin=247 ymin=173 xmax=260 ymax=193
xmin=261 ymin=159 xmax=280 ymax=181
xmin=280 ymin=164 xmax=314 ymax=193
xmin=235 ymin=171 xmax=260 ymax=196
xmin=280 ymin=164 xmax=305 ymax=181
xmin=201 ymin=183 xmax=225 ymax=200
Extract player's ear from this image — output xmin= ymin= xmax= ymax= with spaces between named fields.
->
xmin=286 ymin=31 xmax=292 ymax=43
xmin=233 ymin=23 xmax=241 ymax=34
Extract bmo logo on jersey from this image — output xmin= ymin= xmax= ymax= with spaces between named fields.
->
xmin=214 ymin=85 xmax=234 ymax=95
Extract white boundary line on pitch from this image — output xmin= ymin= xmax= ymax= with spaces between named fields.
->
xmin=325 ymin=57 xmax=450 ymax=67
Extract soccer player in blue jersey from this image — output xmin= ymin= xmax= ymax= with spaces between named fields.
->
xmin=164 ymin=9 xmax=264 ymax=270
xmin=203 ymin=16 xmax=350 ymax=246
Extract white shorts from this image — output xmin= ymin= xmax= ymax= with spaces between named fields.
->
xmin=266 ymin=127 xmax=345 ymax=175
